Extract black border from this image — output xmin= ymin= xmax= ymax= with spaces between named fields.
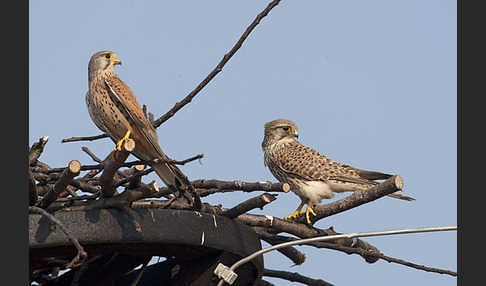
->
xmin=3 ymin=0 xmax=29 ymax=284
xmin=460 ymin=0 xmax=485 ymax=285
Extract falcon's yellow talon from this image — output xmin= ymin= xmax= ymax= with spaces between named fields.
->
xmin=115 ymin=130 xmax=131 ymax=151
xmin=308 ymin=205 xmax=317 ymax=216
xmin=304 ymin=201 xmax=317 ymax=224
xmin=284 ymin=210 xmax=301 ymax=220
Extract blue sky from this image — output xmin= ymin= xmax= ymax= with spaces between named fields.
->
xmin=30 ymin=1 xmax=457 ymax=285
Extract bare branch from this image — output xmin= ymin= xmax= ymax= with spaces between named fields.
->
xmin=29 ymin=206 xmax=87 ymax=268
xmin=254 ymin=227 xmax=306 ymax=266
xmin=81 ymin=146 xmax=103 ymax=163
xmin=152 ymin=0 xmax=282 ymax=127
xmin=192 ymin=179 xmax=290 ymax=197
xmin=236 ymin=214 xmax=381 ymax=263
xmin=61 ymin=133 xmax=109 ymax=143
xmin=263 ymin=269 xmax=334 ymax=286
xmin=37 ymin=160 xmax=81 ymax=209
xmin=222 ymin=193 xmax=277 ymax=219
xmin=64 ymin=181 xmax=160 ymax=212
xmin=99 ymin=138 xmax=135 ymax=197
xmin=376 ymin=252 xmax=457 ymax=276
xmin=29 ymin=136 xmax=49 ymax=165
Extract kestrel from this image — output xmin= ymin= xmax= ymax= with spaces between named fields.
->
xmin=262 ymin=118 xmax=414 ymax=224
xmin=86 ymin=50 xmax=192 ymax=195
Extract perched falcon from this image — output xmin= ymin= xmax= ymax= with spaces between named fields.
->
xmin=262 ymin=118 xmax=414 ymax=224
xmin=86 ymin=50 xmax=192 ymax=196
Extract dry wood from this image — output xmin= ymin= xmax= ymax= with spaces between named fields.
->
xmin=221 ymin=193 xmax=277 ymax=219
xmin=253 ymin=227 xmax=306 ymax=266
xmin=100 ymin=138 xmax=135 ymax=197
xmin=37 ymin=160 xmax=81 ymax=209
xmin=263 ymin=269 xmax=334 ymax=286
xmin=61 ymin=133 xmax=109 ymax=143
xmin=64 ymin=181 xmax=159 ymax=212
xmin=29 ymin=136 xmax=49 ymax=166
xmin=191 ymin=179 xmax=290 ymax=197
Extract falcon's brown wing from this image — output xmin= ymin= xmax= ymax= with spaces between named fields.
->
xmin=272 ymin=141 xmax=378 ymax=186
xmin=104 ymin=77 xmax=193 ymax=192
xmin=104 ymin=78 xmax=163 ymax=156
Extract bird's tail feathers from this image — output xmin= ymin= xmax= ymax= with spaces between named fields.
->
xmin=328 ymin=181 xmax=415 ymax=201
xmin=387 ymin=192 xmax=415 ymax=201
xmin=151 ymin=162 xmax=193 ymax=196
xmin=355 ymin=169 xmax=392 ymax=180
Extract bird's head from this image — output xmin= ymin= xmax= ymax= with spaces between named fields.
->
xmin=262 ymin=118 xmax=299 ymax=148
xmin=88 ymin=50 xmax=122 ymax=80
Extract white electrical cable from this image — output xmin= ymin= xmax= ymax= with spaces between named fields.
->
xmin=215 ymin=225 xmax=457 ymax=286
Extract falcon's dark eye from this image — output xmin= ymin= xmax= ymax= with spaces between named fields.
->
xmin=282 ymin=127 xmax=289 ymax=131
xmin=105 ymin=53 xmax=111 ymax=59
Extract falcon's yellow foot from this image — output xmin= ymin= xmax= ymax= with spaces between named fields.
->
xmin=284 ymin=201 xmax=305 ymax=221
xmin=284 ymin=210 xmax=302 ymax=220
xmin=304 ymin=202 xmax=317 ymax=224
xmin=114 ymin=130 xmax=131 ymax=151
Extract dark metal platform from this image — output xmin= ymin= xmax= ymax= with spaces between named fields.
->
xmin=29 ymin=208 xmax=263 ymax=285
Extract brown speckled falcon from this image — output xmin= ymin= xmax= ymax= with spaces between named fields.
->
xmin=262 ymin=118 xmax=414 ymax=224
xmin=86 ymin=50 xmax=192 ymax=195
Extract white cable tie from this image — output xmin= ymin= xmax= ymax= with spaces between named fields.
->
xmin=214 ymin=263 xmax=238 ymax=285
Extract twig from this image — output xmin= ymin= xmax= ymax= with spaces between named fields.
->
xmin=99 ymin=138 xmax=135 ymax=197
xmin=221 ymin=193 xmax=277 ymax=219
xmin=255 ymin=225 xmax=380 ymax=263
xmin=236 ymin=214 xmax=381 ymax=262
xmin=61 ymin=133 xmax=109 ymax=143
xmin=192 ymin=179 xmax=290 ymax=197
xmin=37 ymin=160 xmax=81 ymax=209
xmin=152 ymin=0 xmax=282 ymax=127
xmin=112 ymin=154 xmax=202 ymax=188
xmin=69 ymin=179 xmax=101 ymax=194
xmin=263 ymin=269 xmax=334 ymax=286
xmin=376 ymin=252 xmax=457 ymax=276
xmin=29 ymin=136 xmax=49 ymax=165
xmin=34 ymin=154 xmax=203 ymax=174
xmin=114 ymin=168 xmax=154 ymax=188
xmin=254 ymin=227 xmax=306 ymax=266
xmin=81 ymin=146 xmax=103 ymax=162
xmin=64 ymin=181 xmax=160 ymax=212
xmin=29 ymin=206 xmax=87 ymax=268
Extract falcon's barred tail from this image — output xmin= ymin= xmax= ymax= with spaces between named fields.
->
xmin=387 ymin=192 xmax=415 ymax=201
xmin=356 ymin=169 xmax=392 ymax=180
xmin=354 ymin=169 xmax=414 ymax=201
xmin=150 ymin=161 xmax=194 ymax=201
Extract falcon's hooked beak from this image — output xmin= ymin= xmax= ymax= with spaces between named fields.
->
xmin=111 ymin=55 xmax=122 ymax=66
xmin=293 ymin=129 xmax=299 ymax=139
